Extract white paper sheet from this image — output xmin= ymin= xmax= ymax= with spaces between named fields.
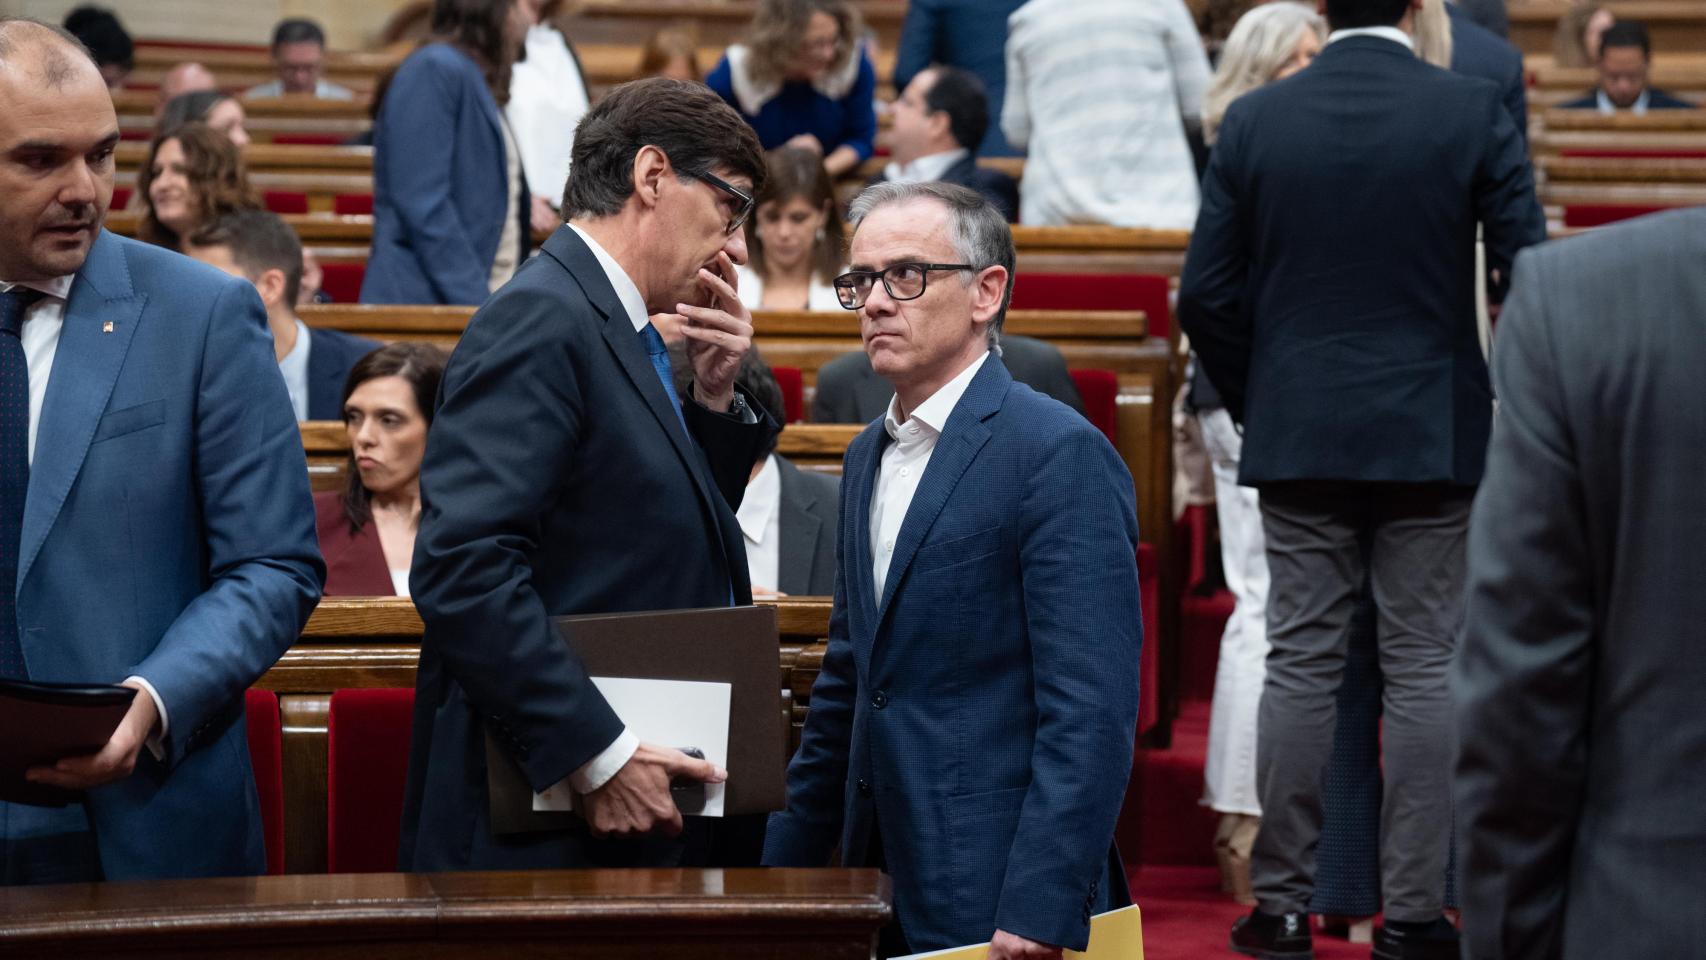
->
xmin=533 ymin=676 xmax=732 ymax=817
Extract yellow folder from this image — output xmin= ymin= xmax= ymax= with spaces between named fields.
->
xmin=892 ymin=905 xmax=1144 ymax=960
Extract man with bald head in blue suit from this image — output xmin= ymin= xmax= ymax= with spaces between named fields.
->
xmin=0 ymin=19 xmax=322 ymax=884
xmin=763 ymin=182 xmax=1141 ymax=959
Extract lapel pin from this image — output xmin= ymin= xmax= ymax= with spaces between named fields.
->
xmin=102 ymin=321 xmax=114 ymax=333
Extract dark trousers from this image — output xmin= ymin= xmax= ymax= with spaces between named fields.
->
xmin=1251 ymin=481 xmax=1471 ymax=922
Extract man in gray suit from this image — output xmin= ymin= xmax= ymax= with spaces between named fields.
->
xmin=1455 ymin=207 xmax=1706 ymax=959
xmin=738 ymin=352 xmax=840 ymax=597
xmin=811 ymin=333 xmax=1083 ymax=424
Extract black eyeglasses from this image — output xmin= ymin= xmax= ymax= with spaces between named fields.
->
xmin=693 ymin=171 xmax=756 ymax=236
xmin=832 ymin=262 xmax=977 ymax=310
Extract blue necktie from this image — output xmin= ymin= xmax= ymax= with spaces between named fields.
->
xmin=0 ymin=287 xmax=42 ymax=680
xmin=638 ymin=322 xmax=689 ymax=436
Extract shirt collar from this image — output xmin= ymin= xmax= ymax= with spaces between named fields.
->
xmin=884 ymin=351 xmax=990 ymax=442
xmin=884 ymin=147 xmax=971 ymax=186
xmin=1596 ymin=88 xmax=1650 ymax=115
xmin=1325 ymin=26 xmax=1415 ymax=51
xmin=569 ymin=222 xmax=650 ymax=333
xmin=736 ymin=454 xmax=781 ymax=544
xmin=0 ymin=275 xmax=75 ymax=300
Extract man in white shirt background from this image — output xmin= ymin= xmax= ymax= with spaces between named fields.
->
xmin=243 ymin=18 xmax=353 ymax=100
xmin=872 ymin=65 xmax=1018 ymax=222
xmin=763 ymin=181 xmax=1141 ymax=959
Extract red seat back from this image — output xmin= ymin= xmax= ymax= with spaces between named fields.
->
xmin=771 ymin=365 xmax=804 ymax=423
xmin=327 ymin=687 xmax=415 ymax=873
xmin=272 ymin=133 xmax=349 ymax=146
xmin=1068 ymin=368 xmax=1118 ymax=444
xmin=244 ymin=688 xmax=285 ymax=876
xmin=334 ymin=193 xmax=375 ymax=216
xmin=1562 ymin=204 xmax=1676 ymax=228
xmin=318 ymin=262 xmax=366 ymax=303
xmin=1008 ymin=274 xmax=1172 ymax=337
xmin=264 ymin=190 xmax=310 ymax=215
xmin=111 ymin=187 xmax=133 ymax=211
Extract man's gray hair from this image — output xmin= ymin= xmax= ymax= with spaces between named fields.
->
xmin=848 ymin=180 xmax=1016 ymax=354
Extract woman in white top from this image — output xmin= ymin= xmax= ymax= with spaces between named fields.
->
xmin=505 ymin=0 xmax=591 ymax=234
xmin=735 ymin=146 xmax=846 ymax=312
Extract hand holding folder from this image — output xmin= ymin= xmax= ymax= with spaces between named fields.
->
xmin=0 ymin=679 xmax=138 ymax=806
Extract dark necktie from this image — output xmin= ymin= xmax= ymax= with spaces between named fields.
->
xmin=0 ymin=287 xmax=43 ymax=680
xmin=638 ymin=322 xmax=689 ymax=436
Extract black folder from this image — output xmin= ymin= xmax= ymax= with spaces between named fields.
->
xmin=486 ymin=605 xmax=787 ymax=835
xmin=0 ymin=679 xmax=135 ymax=807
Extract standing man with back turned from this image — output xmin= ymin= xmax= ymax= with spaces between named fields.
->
xmin=1456 ymin=207 xmax=1706 ymax=960
xmin=764 ymin=182 xmax=1142 ymax=959
xmin=401 ymin=78 xmax=777 ymax=872
xmin=0 ymin=19 xmax=322 ymax=883
xmin=1177 ymin=0 xmax=1545 ymax=955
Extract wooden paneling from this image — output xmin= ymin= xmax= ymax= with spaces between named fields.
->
xmin=1509 ymin=2 xmax=1706 ymax=57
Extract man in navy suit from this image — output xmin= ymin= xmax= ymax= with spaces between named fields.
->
xmin=1447 ymin=2 xmax=1528 ymax=145
xmin=0 ymin=20 xmax=322 ymax=883
xmin=893 ymin=0 xmax=1028 ymax=157
xmin=187 ymin=210 xmax=379 ymax=420
xmin=1558 ymin=20 xmax=1698 ymax=113
xmin=400 ymin=78 xmax=776 ymax=872
xmin=1177 ymin=0 xmax=1544 ymax=955
xmin=762 ymin=181 xmax=1141 ymax=959
xmin=872 ymin=66 xmax=1020 ymax=222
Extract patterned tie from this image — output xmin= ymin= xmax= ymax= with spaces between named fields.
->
xmin=638 ymin=322 xmax=689 ymax=436
xmin=0 ymin=287 xmax=42 ymax=680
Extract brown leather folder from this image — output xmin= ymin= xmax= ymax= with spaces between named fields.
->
xmin=486 ymin=605 xmax=787 ymax=834
xmin=0 ymin=680 xmax=135 ymax=806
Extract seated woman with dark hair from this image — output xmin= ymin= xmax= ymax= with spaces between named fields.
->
xmin=315 ymin=342 xmax=449 ymax=596
xmin=135 ymin=121 xmax=259 ymax=250
xmin=157 ymin=89 xmax=251 ymax=146
xmin=734 ymin=146 xmax=845 ymax=311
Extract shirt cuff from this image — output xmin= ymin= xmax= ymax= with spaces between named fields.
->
xmin=566 ymin=727 xmax=639 ymax=794
xmin=123 ymin=675 xmax=168 ymax=762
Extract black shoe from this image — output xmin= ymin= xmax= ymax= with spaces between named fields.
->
xmin=1372 ymin=917 xmax=1461 ymax=960
xmin=1229 ymin=908 xmax=1313 ymax=959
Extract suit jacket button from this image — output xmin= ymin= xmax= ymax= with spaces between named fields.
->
xmin=870 ymin=690 xmax=887 ymax=709
xmin=856 ymin=778 xmax=871 ymax=797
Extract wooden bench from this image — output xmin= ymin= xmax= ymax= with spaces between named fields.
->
xmin=1509 ymin=2 xmax=1706 ymax=57
xmin=1533 ymin=109 xmax=1706 ymax=157
xmin=0 ymin=867 xmax=890 ymax=958
xmin=563 ymin=0 xmax=909 ymax=52
xmin=1537 ymin=154 xmax=1706 ymax=207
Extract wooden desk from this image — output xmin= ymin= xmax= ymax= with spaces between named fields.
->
xmin=0 ymin=868 xmax=891 ymax=959
xmin=564 ymin=0 xmax=909 ymax=52
xmin=1509 ymin=2 xmax=1706 ymax=57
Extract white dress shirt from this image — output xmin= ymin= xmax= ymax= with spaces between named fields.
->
xmin=1595 ymin=88 xmax=1653 ymax=115
xmin=733 ymin=264 xmax=844 ymax=312
xmin=882 ymin=147 xmax=969 ymax=186
xmin=3 ymin=277 xmax=169 ymax=752
xmin=870 ymin=352 xmax=988 ymax=599
xmin=243 ymin=79 xmax=355 ymax=100
xmin=737 ymin=454 xmax=782 ymax=594
xmin=276 ymin=317 xmax=313 ymax=422
xmin=1325 ymin=25 xmax=1415 ymax=51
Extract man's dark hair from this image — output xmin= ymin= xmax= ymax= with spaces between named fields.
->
xmin=923 ymin=65 xmax=990 ymax=154
xmin=1599 ymin=20 xmax=1652 ymax=60
xmin=737 ymin=348 xmax=786 ymax=458
xmin=1322 ymin=0 xmax=1412 ymax=31
xmin=63 ymin=6 xmax=130 ymax=72
xmin=563 ymin=77 xmax=766 ymax=218
xmin=271 ymin=17 xmax=328 ymax=51
xmin=189 ymin=209 xmax=305 ymax=306
xmin=431 ymin=0 xmax=521 ymax=106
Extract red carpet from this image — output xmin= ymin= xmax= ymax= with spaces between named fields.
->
xmin=1130 ymin=866 xmax=1371 ymax=960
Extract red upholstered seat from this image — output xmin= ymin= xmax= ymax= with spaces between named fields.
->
xmin=244 ymin=688 xmax=284 ymax=876
xmin=1137 ymin=543 xmax=1159 ymax=736
xmin=771 ymin=365 xmax=804 ymax=423
xmin=327 ymin=688 xmax=415 ymax=873
xmin=1008 ymin=273 xmax=1172 ymax=337
xmin=264 ymin=190 xmax=310 ymax=215
xmin=111 ymin=187 xmax=133 ymax=211
xmin=333 ymin=193 xmax=375 ymax=216
xmin=1562 ymin=204 xmax=1676 ymax=228
xmin=318 ymin=263 xmax=365 ymax=303
xmin=1068 ymin=368 xmax=1118 ymax=444
xmin=271 ymin=133 xmax=349 ymax=146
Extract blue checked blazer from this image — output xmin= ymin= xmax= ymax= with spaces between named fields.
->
xmin=763 ymin=357 xmax=1141 ymax=952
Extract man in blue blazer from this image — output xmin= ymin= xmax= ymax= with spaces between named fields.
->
xmin=401 ymin=79 xmax=776 ymax=872
xmin=762 ymin=182 xmax=1141 ymax=958
xmin=0 ymin=21 xmax=322 ymax=883
xmin=1557 ymin=20 xmax=1699 ymax=113
xmin=1448 ymin=2 xmax=1528 ymax=146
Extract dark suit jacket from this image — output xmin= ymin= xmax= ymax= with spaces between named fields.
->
xmin=811 ymin=334 xmax=1084 ymax=424
xmin=1454 ymin=0 xmax=1508 ymax=38
xmin=313 ymin=491 xmax=395 ymax=595
xmin=775 ymin=456 xmax=840 ymax=597
xmin=763 ymin=359 xmax=1139 ymax=951
xmin=363 ymin=43 xmax=530 ymax=305
xmin=305 ymin=327 xmax=381 ymax=421
xmin=893 ymin=0 xmax=1030 ymax=157
xmin=868 ymin=153 xmax=1020 ymax=222
xmin=1177 ymin=36 xmax=1546 ymax=486
xmin=1454 ymin=208 xmax=1706 ymax=959
xmin=17 ymin=232 xmax=322 ymax=879
xmin=399 ymin=226 xmax=775 ymax=871
xmin=1558 ymin=88 xmax=1698 ymax=110
xmin=1449 ymin=4 xmax=1528 ymax=144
